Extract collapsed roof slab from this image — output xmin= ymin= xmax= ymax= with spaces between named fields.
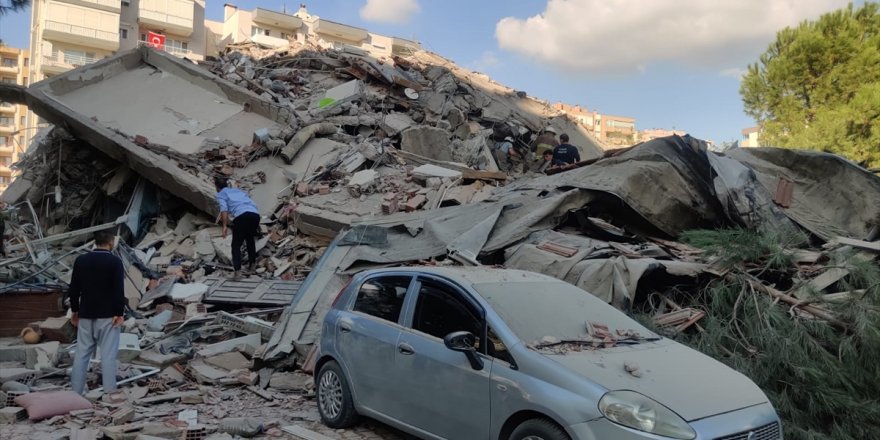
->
xmin=24 ymin=47 xmax=294 ymax=217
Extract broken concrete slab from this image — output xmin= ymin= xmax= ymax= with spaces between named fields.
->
xmin=379 ymin=112 xmax=416 ymax=136
xmin=24 ymin=47 xmax=293 ymax=217
xmin=204 ymin=351 xmax=251 ymax=372
xmin=313 ymin=79 xmax=363 ymax=112
xmin=118 ymin=333 xmax=141 ymax=362
xmin=268 ymin=371 xmax=312 ymax=391
xmin=400 ymin=126 xmax=454 ymax=162
xmin=347 ymin=169 xmax=379 ymax=188
xmin=133 ymin=349 xmax=188 ymax=369
xmin=196 ymin=333 xmax=261 ymax=358
xmin=412 ymin=164 xmax=463 ymax=181
xmin=0 ymin=341 xmax=59 ymax=370
xmin=168 ymin=283 xmax=210 ymax=302
xmin=38 ymin=316 xmax=76 ymax=343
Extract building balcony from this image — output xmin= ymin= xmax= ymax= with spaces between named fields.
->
xmin=253 ymin=8 xmax=302 ymax=30
xmin=41 ymin=53 xmax=100 ymax=75
xmin=251 ymin=34 xmax=290 ymax=49
xmin=314 ymin=19 xmax=368 ymax=43
xmin=137 ymin=40 xmax=203 ymax=61
xmin=139 ymin=0 xmax=194 ymax=36
xmin=55 ymin=0 xmax=120 ymax=13
xmin=0 ymin=64 xmax=17 ymax=74
xmin=0 ymin=102 xmax=15 ymax=113
xmin=43 ymin=20 xmax=120 ymax=51
xmin=0 ymin=145 xmax=13 ymax=155
xmin=0 ymin=124 xmax=14 ymax=135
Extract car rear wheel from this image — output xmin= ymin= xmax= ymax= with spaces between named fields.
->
xmin=510 ymin=418 xmax=571 ymax=440
xmin=316 ymin=360 xmax=359 ymax=428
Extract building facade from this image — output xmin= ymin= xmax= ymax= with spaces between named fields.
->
xmin=0 ymin=45 xmax=30 ymax=193
xmin=639 ymin=128 xmax=687 ymax=143
xmin=216 ymin=4 xmax=420 ymax=58
xmin=553 ymin=103 xmax=637 ymax=146
xmin=741 ymin=126 xmax=761 ymax=148
xmin=28 ymin=0 xmax=206 ymax=85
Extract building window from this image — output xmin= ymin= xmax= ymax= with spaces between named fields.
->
xmin=20 ymin=116 xmax=25 ymax=125
xmin=0 ymin=117 xmax=13 ymax=126
xmin=122 ymin=0 xmax=129 ymax=5
xmin=251 ymin=26 xmax=270 ymax=37
xmin=24 ymin=57 xmax=29 ymax=66
xmin=64 ymin=50 xmax=96 ymax=67
xmin=140 ymin=33 xmax=147 ymax=41
xmin=281 ymin=32 xmax=289 ymax=39
xmin=0 ymin=176 xmax=9 ymax=184
xmin=120 ymin=29 xmax=128 ymax=39
xmin=0 ymin=137 xmax=7 ymax=146
xmin=1 ymin=58 xmax=15 ymax=68
xmin=0 ymin=77 xmax=14 ymax=84
xmin=1 ymin=157 xmax=10 ymax=166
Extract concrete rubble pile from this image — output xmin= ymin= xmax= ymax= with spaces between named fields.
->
xmin=0 ymin=42 xmax=604 ymax=437
xmin=1 ymin=41 xmax=879 ymax=439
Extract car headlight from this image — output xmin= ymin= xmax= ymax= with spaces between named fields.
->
xmin=599 ymin=390 xmax=696 ymax=439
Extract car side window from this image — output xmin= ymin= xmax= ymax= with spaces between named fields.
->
xmin=412 ymin=278 xmax=483 ymax=349
xmin=352 ymin=276 xmax=411 ymax=323
xmin=487 ymin=327 xmax=515 ymax=365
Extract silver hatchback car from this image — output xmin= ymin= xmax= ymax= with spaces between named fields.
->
xmin=315 ymin=267 xmax=782 ymax=440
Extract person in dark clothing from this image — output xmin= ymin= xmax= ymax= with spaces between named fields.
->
xmin=552 ymin=133 xmax=581 ymax=165
xmin=215 ymin=177 xmax=261 ymax=279
xmin=0 ymin=201 xmax=7 ymax=257
xmin=69 ymin=230 xmax=125 ymax=395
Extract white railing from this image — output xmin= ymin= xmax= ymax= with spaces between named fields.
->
xmin=43 ymin=53 xmax=100 ymax=69
xmin=44 ymin=20 xmax=118 ymax=42
xmin=139 ymin=9 xmax=192 ymax=29
xmin=138 ymin=40 xmax=192 ymax=57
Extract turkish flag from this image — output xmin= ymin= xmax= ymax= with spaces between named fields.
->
xmin=147 ymin=31 xmax=165 ymax=50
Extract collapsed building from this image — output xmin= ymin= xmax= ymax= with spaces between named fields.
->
xmin=1 ymin=41 xmax=879 ymax=440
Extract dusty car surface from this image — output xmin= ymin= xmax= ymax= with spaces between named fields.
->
xmin=314 ymin=267 xmax=782 ymax=440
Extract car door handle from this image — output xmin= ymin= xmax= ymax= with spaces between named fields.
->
xmin=339 ymin=322 xmax=352 ymax=333
xmin=398 ymin=343 xmax=414 ymax=355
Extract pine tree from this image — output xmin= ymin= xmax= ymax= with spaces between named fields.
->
xmin=741 ymin=3 xmax=880 ymax=167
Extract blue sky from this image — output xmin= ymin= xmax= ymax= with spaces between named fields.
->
xmin=0 ymin=0 xmax=850 ymax=143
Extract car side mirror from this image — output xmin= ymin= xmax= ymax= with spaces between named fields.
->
xmin=443 ymin=331 xmax=484 ymax=371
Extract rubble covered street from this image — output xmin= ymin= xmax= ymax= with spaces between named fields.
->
xmin=1 ymin=33 xmax=879 ymax=440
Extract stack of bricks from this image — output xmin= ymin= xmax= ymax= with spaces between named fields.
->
xmin=381 ymin=193 xmax=398 ymax=214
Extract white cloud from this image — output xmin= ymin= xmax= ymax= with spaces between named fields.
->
xmin=360 ymin=0 xmax=420 ymax=25
xmin=495 ymin=0 xmax=846 ymax=73
xmin=470 ymin=51 xmax=501 ymax=72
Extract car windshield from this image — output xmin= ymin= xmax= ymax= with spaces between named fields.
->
xmin=473 ymin=281 xmax=656 ymax=347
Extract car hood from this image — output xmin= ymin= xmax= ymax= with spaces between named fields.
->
xmin=545 ymin=340 xmax=768 ymax=421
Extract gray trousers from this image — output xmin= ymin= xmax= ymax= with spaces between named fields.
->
xmin=71 ymin=318 xmax=120 ymax=394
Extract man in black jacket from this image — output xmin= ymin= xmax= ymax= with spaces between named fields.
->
xmin=69 ymin=230 xmax=126 ymax=395
xmin=551 ymin=133 xmax=581 ymax=165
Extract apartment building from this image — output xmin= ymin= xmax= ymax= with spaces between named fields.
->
xmin=29 ymin=0 xmax=206 ymax=86
xmin=0 ymin=45 xmax=30 ymax=193
xmin=553 ymin=102 xmax=637 ymax=146
xmin=640 ymin=128 xmax=687 ymax=143
xmin=215 ymin=4 xmax=420 ymax=58
xmin=741 ymin=126 xmax=761 ymax=148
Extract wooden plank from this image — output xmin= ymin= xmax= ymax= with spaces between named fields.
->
xmin=135 ymin=391 xmax=201 ymax=405
xmin=832 ymin=237 xmax=880 ymax=253
xmin=7 ymin=215 xmax=129 ymax=252
xmin=280 ymin=425 xmax=335 ymax=440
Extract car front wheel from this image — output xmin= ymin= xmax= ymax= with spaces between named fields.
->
xmin=510 ymin=418 xmax=571 ymax=440
xmin=316 ymin=360 xmax=359 ymax=428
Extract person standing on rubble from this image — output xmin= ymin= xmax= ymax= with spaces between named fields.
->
xmin=69 ymin=230 xmax=125 ymax=395
xmin=552 ymin=133 xmax=581 ymax=165
xmin=215 ymin=176 xmax=261 ymax=279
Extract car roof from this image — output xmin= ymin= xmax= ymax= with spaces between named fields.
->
xmin=361 ymin=266 xmax=561 ymax=288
